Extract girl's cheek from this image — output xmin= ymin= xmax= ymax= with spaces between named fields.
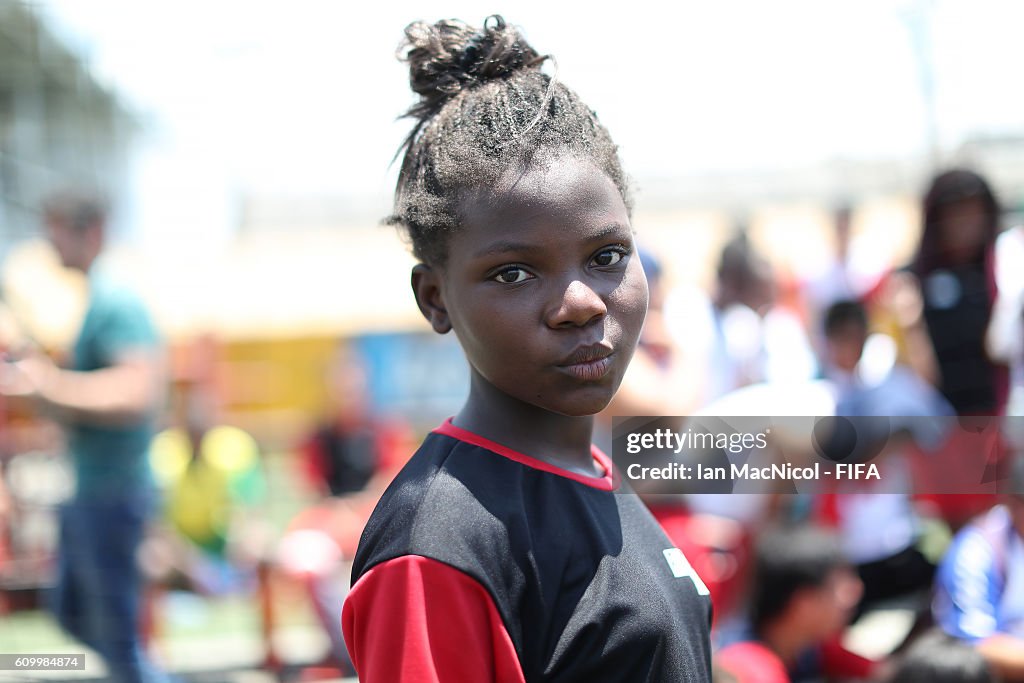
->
xmin=610 ymin=272 xmax=649 ymax=328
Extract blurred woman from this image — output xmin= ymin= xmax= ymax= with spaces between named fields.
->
xmin=897 ymin=169 xmax=1005 ymax=415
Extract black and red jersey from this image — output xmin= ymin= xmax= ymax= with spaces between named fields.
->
xmin=342 ymin=419 xmax=713 ymax=682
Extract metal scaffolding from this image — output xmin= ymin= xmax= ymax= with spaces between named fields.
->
xmin=0 ymin=0 xmax=136 ymax=259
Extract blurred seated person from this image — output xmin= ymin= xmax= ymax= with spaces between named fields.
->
xmin=932 ymin=455 xmax=1024 ymax=681
xmin=665 ymin=232 xmax=817 ymax=411
xmin=716 ymin=526 xmax=880 ymax=683
xmin=287 ymin=346 xmax=412 ymax=551
xmin=276 ymin=346 xmax=412 ymax=672
xmin=819 ymin=298 xmax=950 ymax=413
xmin=816 ymin=300 xmax=950 ymax=613
xmin=144 ymin=382 xmax=267 ymax=596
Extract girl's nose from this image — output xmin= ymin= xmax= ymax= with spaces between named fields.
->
xmin=547 ymin=279 xmax=607 ymax=328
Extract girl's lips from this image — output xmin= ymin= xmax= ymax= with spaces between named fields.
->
xmin=560 ymin=354 xmax=613 ymax=381
xmin=559 ymin=342 xmax=614 ymax=366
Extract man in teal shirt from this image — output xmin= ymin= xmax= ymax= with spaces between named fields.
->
xmin=0 ymin=190 xmax=167 ymax=683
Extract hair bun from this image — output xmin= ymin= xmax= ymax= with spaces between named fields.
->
xmin=400 ymin=16 xmax=545 ymax=118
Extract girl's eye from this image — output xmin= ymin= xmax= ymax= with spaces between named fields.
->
xmin=493 ymin=267 xmax=531 ymax=284
xmin=592 ymin=249 xmax=625 ymax=267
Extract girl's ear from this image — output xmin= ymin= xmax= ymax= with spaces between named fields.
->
xmin=411 ymin=264 xmax=452 ymax=334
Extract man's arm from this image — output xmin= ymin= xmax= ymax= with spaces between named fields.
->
xmin=1 ymin=348 xmax=165 ymax=426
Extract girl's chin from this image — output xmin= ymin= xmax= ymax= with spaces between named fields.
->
xmin=478 ymin=375 xmax=619 ymax=418
xmin=537 ymin=394 xmax=615 ymax=418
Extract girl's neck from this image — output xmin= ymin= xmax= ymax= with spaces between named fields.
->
xmin=453 ymin=372 xmax=599 ymax=477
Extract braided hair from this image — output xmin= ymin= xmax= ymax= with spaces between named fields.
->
xmin=389 ymin=15 xmax=631 ymax=266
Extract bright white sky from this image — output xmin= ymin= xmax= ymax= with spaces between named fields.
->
xmin=36 ymin=0 xmax=1024 ymax=250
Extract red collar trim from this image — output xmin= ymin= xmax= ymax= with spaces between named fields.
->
xmin=433 ymin=418 xmax=616 ymax=491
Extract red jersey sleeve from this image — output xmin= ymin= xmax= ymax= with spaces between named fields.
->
xmin=342 ymin=554 xmax=526 ymax=683
xmin=820 ymin=636 xmax=879 ymax=679
xmin=715 ymin=641 xmax=791 ymax=683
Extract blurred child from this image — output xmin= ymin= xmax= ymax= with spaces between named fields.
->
xmin=816 ymin=299 xmax=948 ymax=614
xmin=932 ymin=455 xmax=1024 ymax=681
xmin=146 ymin=382 xmax=267 ymax=595
xmin=669 ymin=233 xmax=816 ymax=408
xmin=716 ymin=526 xmax=878 ymax=683
xmin=275 ymin=347 xmax=411 ymax=673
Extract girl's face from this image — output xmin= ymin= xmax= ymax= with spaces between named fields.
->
xmin=418 ymin=157 xmax=648 ymax=417
xmin=936 ymin=197 xmax=990 ymax=264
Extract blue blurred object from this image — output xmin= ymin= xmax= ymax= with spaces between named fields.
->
xmin=834 ymin=367 xmax=955 ymax=453
xmin=637 ymin=248 xmax=662 ymax=285
xmin=353 ymin=332 xmax=469 ymax=427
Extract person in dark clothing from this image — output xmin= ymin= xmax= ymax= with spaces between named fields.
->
xmin=906 ymin=169 xmax=1005 ymax=415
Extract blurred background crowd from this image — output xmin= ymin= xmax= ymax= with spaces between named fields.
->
xmin=1 ymin=1 xmax=1023 ymax=681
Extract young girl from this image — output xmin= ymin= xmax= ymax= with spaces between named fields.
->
xmin=893 ymin=168 xmax=1004 ymax=416
xmin=341 ymin=16 xmax=712 ymax=682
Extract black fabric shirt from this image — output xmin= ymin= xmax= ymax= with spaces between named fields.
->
xmin=350 ymin=420 xmax=713 ymax=683
xmin=921 ymin=264 xmax=997 ymax=413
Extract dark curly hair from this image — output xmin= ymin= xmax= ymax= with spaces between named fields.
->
xmin=388 ymin=15 xmax=632 ymax=266
xmin=750 ymin=526 xmax=846 ymax=631
xmin=912 ymin=168 xmax=1000 ymax=276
